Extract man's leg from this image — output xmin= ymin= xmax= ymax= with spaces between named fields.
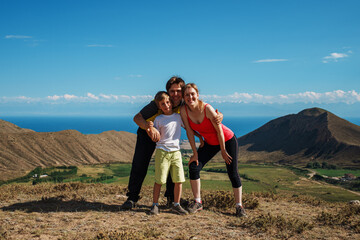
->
xmin=164 ymin=173 xmax=175 ymax=205
xmin=124 ymin=129 xmax=155 ymax=206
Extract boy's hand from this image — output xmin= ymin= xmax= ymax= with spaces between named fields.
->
xmin=145 ymin=121 xmax=154 ymax=129
xmin=147 ymin=127 xmax=160 ymax=142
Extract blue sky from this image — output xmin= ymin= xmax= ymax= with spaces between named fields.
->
xmin=1 ymin=0 xmax=360 ymax=117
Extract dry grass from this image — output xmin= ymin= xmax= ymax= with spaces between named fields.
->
xmin=0 ymin=182 xmax=359 ymax=239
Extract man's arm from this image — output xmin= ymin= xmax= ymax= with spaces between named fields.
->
xmin=133 ymin=112 xmax=160 ymax=142
xmin=133 ymin=112 xmax=152 ymax=130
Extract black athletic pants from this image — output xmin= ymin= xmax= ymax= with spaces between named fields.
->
xmin=127 ymin=128 xmax=174 ymax=202
xmin=188 ymin=135 xmax=242 ymax=188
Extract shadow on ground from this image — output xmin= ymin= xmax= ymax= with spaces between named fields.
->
xmin=1 ymin=196 xmax=149 ymax=213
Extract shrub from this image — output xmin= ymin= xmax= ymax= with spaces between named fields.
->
xmin=233 ymin=213 xmax=313 ymax=238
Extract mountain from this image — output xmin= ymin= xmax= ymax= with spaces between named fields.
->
xmin=238 ymin=107 xmax=360 ymax=166
xmin=0 ymin=120 xmax=136 ymax=181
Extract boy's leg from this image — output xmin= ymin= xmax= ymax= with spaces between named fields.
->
xmin=126 ymin=129 xmax=156 ymax=203
xmin=174 ymin=182 xmax=182 ymax=204
xmin=153 ymin=183 xmax=162 ymax=204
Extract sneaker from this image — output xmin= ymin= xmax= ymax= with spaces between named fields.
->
xmin=172 ymin=204 xmax=188 ymax=215
xmin=121 ymin=199 xmax=136 ymax=210
xmin=187 ymin=201 xmax=203 ymax=214
xmin=149 ymin=204 xmax=159 ymax=215
xmin=236 ymin=206 xmax=247 ymax=217
xmin=166 ymin=196 xmax=174 ymax=208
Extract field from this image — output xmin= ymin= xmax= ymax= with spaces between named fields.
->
xmin=2 ymin=162 xmax=359 ymax=202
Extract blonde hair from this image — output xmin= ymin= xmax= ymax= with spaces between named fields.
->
xmin=182 ymin=83 xmax=204 ymax=110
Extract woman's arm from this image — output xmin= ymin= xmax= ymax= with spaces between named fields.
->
xmin=206 ymin=105 xmax=232 ymax=164
xmin=180 ymin=106 xmax=199 ymax=166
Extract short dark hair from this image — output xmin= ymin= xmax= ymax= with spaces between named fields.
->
xmin=166 ymin=76 xmax=185 ymax=92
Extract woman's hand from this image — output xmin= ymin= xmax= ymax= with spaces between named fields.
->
xmin=221 ymin=150 xmax=232 ymax=165
xmin=199 ymin=137 xmax=204 ymax=148
xmin=188 ymin=154 xmax=199 ymax=166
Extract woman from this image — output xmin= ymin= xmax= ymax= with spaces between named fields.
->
xmin=180 ymin=83 xmax=246 ymax=217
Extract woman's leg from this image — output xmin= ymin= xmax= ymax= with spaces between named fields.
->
xmin=233 ymin=186 xmax=242 ymax=205
xmin=189 ymin=142 xmax=219 ymax=200
xmin=224 ymin=136 xmax=242 ymax=204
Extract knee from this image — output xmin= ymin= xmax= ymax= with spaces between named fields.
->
xmin=189 ymin=163 xmax=200 ymax=180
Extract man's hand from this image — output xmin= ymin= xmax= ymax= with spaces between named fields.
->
xmin=212 ymin=109 xmax=223 ymax=125
xmin=147 ymin=126 xmax=160 ymax=142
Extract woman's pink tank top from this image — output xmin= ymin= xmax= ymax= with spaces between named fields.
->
xmin=185 ymin=104 xmax=234 ymax=145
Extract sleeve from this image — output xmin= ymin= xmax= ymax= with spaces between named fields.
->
xmin=153 ymin=116 xmax=160 ymax=130
xmin=139 ymin=100 xmax=158 ymax=120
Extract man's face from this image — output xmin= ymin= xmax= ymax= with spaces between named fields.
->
xmin=168 ymin=83 xmax=182 ymax=107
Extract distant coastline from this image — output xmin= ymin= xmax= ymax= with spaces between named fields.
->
xmin=2 ymin=116 xmax=360 ymax=139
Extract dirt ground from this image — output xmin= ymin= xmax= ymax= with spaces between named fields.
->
xmin=0 ymin=183 xmax=359 ymax=240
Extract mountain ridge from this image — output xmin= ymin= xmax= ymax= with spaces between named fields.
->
xmin=238 ymin=107 xmax=360 ymax=166
xmin=0 ymin=122 xmax=136 ymax=181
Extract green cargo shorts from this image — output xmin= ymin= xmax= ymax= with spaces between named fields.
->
xmin=154 ymin=149 xmax=185 ymax=185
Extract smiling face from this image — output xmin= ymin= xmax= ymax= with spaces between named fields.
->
xmin=158 ymin=96 xmax=173 ymax=115
xmin=168 ymin=83 xmax=182 ymax=107
xmin=183 ymin=86 xmax=199 ymax=108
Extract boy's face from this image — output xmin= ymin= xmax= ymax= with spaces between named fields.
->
xmin=159 ymin=97 xmax=172 ymax=115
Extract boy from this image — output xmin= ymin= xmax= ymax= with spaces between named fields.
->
xmin=149 ymin=91 xmax=188 ymax=215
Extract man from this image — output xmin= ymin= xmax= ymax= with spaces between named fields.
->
xmin=121 ymin=76 xmax=185 ymax=210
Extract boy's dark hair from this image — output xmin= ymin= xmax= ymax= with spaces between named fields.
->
xmin=154 ymin=91 xmax=170 ymax=107
xmin=166 ymin=76 xmax=185 ymax=92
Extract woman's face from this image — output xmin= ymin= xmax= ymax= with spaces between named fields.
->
xmin=184 ymin=87 xmax=198 ymax=107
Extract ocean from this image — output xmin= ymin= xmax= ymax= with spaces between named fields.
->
xmin=2 ymin=116 xmax=360 ymax=140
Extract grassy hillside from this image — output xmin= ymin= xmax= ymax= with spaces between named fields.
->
xmin=2 ymin=162 xmax=359 ymax=202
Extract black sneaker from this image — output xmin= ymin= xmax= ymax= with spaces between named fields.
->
xmin=149 ymin=205 xmax=159 ymax=215
xmin=121 ymin=199 xmax=136 ymax=210
xmin=187 ymin=201 xmax=203 ymax=214
xmin=172 ymin=204 xmax=188 ymax=215
xmin=236 ymin=206 xmax=247 ymax=217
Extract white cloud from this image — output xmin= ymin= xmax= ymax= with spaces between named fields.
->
xmin=253 ymin=59 xmax=288 ymax=63
xmin=5 ymin=35 xmax=32 ymax=39
xmin=322 ymin=52 xmax=349 ymax=63
xmin=3 ymin=90 xmax=360 ymax=105
xmin=87 ymin=44 xmax=113 ymax=48
xmin=87 ymin=93 xmax=99 ymax=100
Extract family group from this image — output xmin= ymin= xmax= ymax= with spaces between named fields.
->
xmin=121 ymin=76 xmax=246 ymax=217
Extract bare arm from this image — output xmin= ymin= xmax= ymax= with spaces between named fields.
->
xmin=180 ymin=106 xmax=199 ymax=166
xmin=206 ymin=105 xmax=232 ymax=164
xmin=133 ymin=112 xmax=160 ymax=142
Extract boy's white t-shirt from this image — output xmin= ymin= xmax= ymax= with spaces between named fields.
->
xmin=153 ymin=113 xmax=183 ymax=152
